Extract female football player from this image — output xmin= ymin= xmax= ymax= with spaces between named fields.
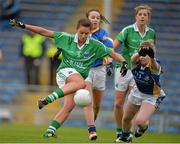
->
xmin=9 ymin=18 xmax=128 ymax=140
xmin=117 ymin=40 xmax=165 ymax=142
xmin=85 ymin=9 xmax=114 ymax=121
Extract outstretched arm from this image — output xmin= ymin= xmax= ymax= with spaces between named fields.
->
xmin=109 ymin=50 xmax=128 ymax=77
xmin=109 ymin=49 xmax=125 ymax=63
xmin=25 ymin=24 xmax=54 ymax=38
xmin=9 ymin=19 xmax=54 ymax=38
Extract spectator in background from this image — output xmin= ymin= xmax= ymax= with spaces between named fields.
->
xmin=46 ymin=39 xmax=61 ymax=85
xmin=113 ymin=4 xmax=156 ymax=142
xmin=0 ymin=43 xmax=3 ymax=61
xmin=117 ymin=40 xmax=165 ymax=142
xmin=0 ymin=48 xmax=3 ymax=60
xmin=1 ymin=0 xmax=21 ymax=19
xmin=20 ymin=31 xmax=46 ymax=85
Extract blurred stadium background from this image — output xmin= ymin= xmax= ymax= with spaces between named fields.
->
xmin=0 ymin=0 xmax=180 ymax=138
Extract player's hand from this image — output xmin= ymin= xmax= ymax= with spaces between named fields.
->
xmin=138 ymin=47 xmax=148 ymax=57
xmin=9 ymin=19 xmax=26 ymax=29
xmin=106 ymin=62 xmax=114 ymax=76
xmin=120 ymin=61 xmax=128 ymax=77
xmin=146 ymin=47 xmax=155 ymax=58
xmin=138 ymin=47 xmax=155 ymax=58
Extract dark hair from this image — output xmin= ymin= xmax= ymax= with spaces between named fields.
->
xmin=86 ymin=9 xmax=110 ymax=24
xmin=76 ymin=18 xmax=93 ymax=30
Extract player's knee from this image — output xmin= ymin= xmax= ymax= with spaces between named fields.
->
xmin=134 ymin=118 xmax=146 ymax=126
xmin=123 ymin=115 xmax=132 ymax=123
xmin=114 ymin=96 xmax=124 ymax=106
xmin=114 ymin=103 xmax=123 ymax=110
xmin=77 ymin=81 xmax=86 ymax=89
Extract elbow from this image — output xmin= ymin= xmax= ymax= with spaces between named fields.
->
xmin=131 ymin=57 xmax=135 ymax=64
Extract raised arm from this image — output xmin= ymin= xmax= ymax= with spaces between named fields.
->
xmin=150 ymin=58 xmax=161 ymax=72
xmin=143 ymin=46 xmax=161 ymax=72
xmin=9 ymin=19 xmax=54 ymax=38
xmin=133 ymin=46 xmax=161 ymax=72
xmin=131 ymin=53 xmax=140 ymax=67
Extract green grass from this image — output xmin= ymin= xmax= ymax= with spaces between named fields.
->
xmin=0 ymin=123 xmax=180 ymax=143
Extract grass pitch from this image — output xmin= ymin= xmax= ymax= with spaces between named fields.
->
xmin=0 ymin=123 xmax=180 ymax=143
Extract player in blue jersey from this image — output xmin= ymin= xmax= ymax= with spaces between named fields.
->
xmin=85 ymin=9 xmax=114 ymax=120
xmin=117 ymin=40 xmax=165 ymax=142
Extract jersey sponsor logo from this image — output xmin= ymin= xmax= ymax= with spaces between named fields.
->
xmin=66 ymin=58 xmax=86 ymax=69
xmin=132 ymin=39 xmax=138 ymax=42
xmin=144 ymin=76 xmax=150 ymax=81
xmin=84 ymin=51 xmax=90 ymax=58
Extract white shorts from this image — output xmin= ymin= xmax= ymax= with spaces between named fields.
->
xmin=85 ymin=66 xmax=106 ymax=91
xmin=115 ymin=68 xmax=135 ymax=91
xmin=56 ymin=68 xmax=79 ymax=88
xmin=128 ymin=85 xmax=165 ymax=109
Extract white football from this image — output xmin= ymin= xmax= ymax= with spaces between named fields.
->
xmin=74 ymin=89 xmax=91 ymax=107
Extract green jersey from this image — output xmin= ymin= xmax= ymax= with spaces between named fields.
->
xmin=54 ymin=32 xmax=112 ymax=78
xmin=115 ymin=23 xmax=156 ymax=69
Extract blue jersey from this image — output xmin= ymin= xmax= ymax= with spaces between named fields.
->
xmin=91 ymin=28 xmax=113 ymax=67
xmin=132 ymin=61 xmax=162 ymax=96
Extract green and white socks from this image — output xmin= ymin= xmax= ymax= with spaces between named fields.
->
xmin=46 ymin=120 xmax=61 ymax=134
xmin=45 ymin=88 xmax=64 ymax=103
xmin=116 ymin=128 xmax=123 ymax=138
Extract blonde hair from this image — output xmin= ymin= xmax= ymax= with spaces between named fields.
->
xmin=140 ymin=39 xmax=156 ymax=52
xmin=135 ymin=4 xmax=152 ymax=17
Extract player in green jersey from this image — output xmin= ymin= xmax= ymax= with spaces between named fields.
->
xmin=113 ymin=4 xmax=156 ymax=142
xmin=10 ymin=18 xmax=128 ymax=141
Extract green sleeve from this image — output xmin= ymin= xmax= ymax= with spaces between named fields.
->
xmin=115 ymin=27 xmax=128 ymax=43
xmin=96 ymin=42 xmax=112 ymax=58
xmin=53 ymin=32 xmax=63 ymax=48
xmin=53 ymin=32 xmax=72 ymax=49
